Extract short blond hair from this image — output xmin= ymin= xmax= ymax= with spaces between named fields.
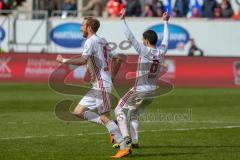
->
xmin=83 ymin=17 xmax=100 ymax=33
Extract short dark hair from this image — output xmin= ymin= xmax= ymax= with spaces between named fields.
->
xmin=143 ymin=30 xmax=158 ymax=45
xmin=84 ymin=17 xmax=100 ymax=33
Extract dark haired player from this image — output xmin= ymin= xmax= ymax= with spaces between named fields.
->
xmin=113 ymin=9 xmax=170 ymax=149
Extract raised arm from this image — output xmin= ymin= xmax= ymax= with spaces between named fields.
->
xmin=120 ymin=9 xmax=144 ymax=54
xmin=159 ymin=12 xmax=170 ymax=54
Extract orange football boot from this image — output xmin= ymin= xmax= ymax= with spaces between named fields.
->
xmin=110 ymin=149 xmax=132 ymax=158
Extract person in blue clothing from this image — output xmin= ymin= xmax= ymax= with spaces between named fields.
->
xmin=173 ymin=0 xmax=189 ymax=17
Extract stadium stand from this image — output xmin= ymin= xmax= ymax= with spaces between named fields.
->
xmin=0 ymin=0 xmax=236 ymax=19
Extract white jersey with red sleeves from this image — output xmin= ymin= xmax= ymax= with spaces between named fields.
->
xmin=82 ymin=34 xmax=117 ymax=89
xmin=122 ymin=19 xmax=169 ymax=92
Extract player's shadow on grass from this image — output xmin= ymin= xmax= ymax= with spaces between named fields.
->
xmin=130 ymin=152 xmax=200 ymax=158
xmin=140 ymin=145 xmax=240 ymax=149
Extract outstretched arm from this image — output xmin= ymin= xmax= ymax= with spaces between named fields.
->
xmin=159 ymin=12 xmax=170 ymax=54
xmin=56 ymin=54 xmax=87 ymax=65
xmin=120 ymin=9 xmax=144 ymax=54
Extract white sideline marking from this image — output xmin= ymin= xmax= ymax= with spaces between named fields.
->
xmin=3 ymin=121 xmax=239 ymax=125
xmin=0 ymin=125 xmax=240 ymax=141
xmin=141 ymin=121 xmax=240 ymax=124
xmin=139 ymin=126 xmax=240 ymax=133
xmin=7 ymin=122 xmax=17 ymax=124
xmin=56 ymin=134 xmax=65 ymax=137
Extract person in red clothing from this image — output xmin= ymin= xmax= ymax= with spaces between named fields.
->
xmin=2 ymin=0 xmax=12 ymax=10
xmin=0 ymin=1 xmax=3 ymax=10
xmin=106 ymin=0 xmax=126 ymax=17
xmin=232 ymin=7 xmax=240 ymax=20
xmin=141 ymin=4 xmax=156 ymax=17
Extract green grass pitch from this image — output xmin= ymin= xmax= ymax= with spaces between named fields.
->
xmin=0 ymin=83 xmax=240 ymax=160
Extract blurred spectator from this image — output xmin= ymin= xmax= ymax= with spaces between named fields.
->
xmin=15 ymin=0 xmax=24 ymax=6
xmin=63 ymin=0 xmax=77 ymax=11
xmin=188 ymin=0 xmax=202 ymax=17
xmin=106 ymin=0 xmax=126 ymax=17
xmin=0 ymin=1 xmax=2 ymax=10
xmin=172 ymin=0 xmax=189 ymax=17
xmin=188 ymin=39 xmax=204 ymax=56
xmin=62 ymin=0 xmax=77 ymax=18
xmin=202 ymin=0 xmax=218 ymax=18
xmin=221 ymin=0 xmax=233 ymax=18
xmin=1 ymin=0 xmax=12 ymax=10
xmin=152 ymin=0 xmax=165 ymax=17
xmin=191 ymin=6 xmax=201 ymax=18
xmin=126 ymin=0 xmax=142 ymax=17
xmin=141 ymin=3 xmax=156 ymax=17
xmin=38 ymin=0 xmax=64 ymax=17
xmin=80 ymin=0 xmax=104 ymax=17
xmin=0 ymin=0 xmax=13 ymax=15
xmin=232 ymin=7 xmax=240 ymax=20
xmin=214 ymin=6 xmax=222 ymax=18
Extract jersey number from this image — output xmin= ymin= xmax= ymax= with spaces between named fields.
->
xmin=148 ymin=60 xmax=159 ymax=78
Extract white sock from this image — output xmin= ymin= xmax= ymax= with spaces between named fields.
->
xmin=115 ymin=106 xmax=129 ymax=138
xmin=84 ymin=111 xmax=103 ymax=125
xmin=128 ymin=109 xmax=139 ymax=144
xmin=130 ymin=119 xmax=139 ymax=144
xmin=105 ymin=120 xmax=129 ymax=150
xmin=119 ymin=140 xmax=129 ymax=150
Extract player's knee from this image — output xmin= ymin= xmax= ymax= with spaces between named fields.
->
xmin=74 ymin=110 xmax=85 ymax=119
xmin=114 ymin=105 xmax=122 ymax=116
xmin=115 ymin=106 xmax=126 ymax=122
xmin=73 ymin=105 xmax=86 ymax=119
xmin=128 ymin=109 xmax=138 ymax=121
xmin=100 ymin=114 xmax=110 ymax=124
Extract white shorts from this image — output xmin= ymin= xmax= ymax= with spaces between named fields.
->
xmin=118 ymin=87 xmax=154 ymax=109
xmin=79 ymin=87 xmax=112 ymax=114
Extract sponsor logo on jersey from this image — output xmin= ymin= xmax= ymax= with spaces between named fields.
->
xmin=0 ymin=26 xmax=6 ymax=41
xmin=148 ymin=24 xmax=190 ymax=50
xmin=50 ymin=23 xmax=84 ymax=48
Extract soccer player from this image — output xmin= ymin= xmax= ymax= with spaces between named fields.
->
xmin=56 ymin=17 xmax=131 ymax=158
xmin=114 ymin=9 xmax=170 ymax=147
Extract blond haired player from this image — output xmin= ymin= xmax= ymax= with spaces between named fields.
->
xmin=56 ymin=17 xmax=131 ymax=158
